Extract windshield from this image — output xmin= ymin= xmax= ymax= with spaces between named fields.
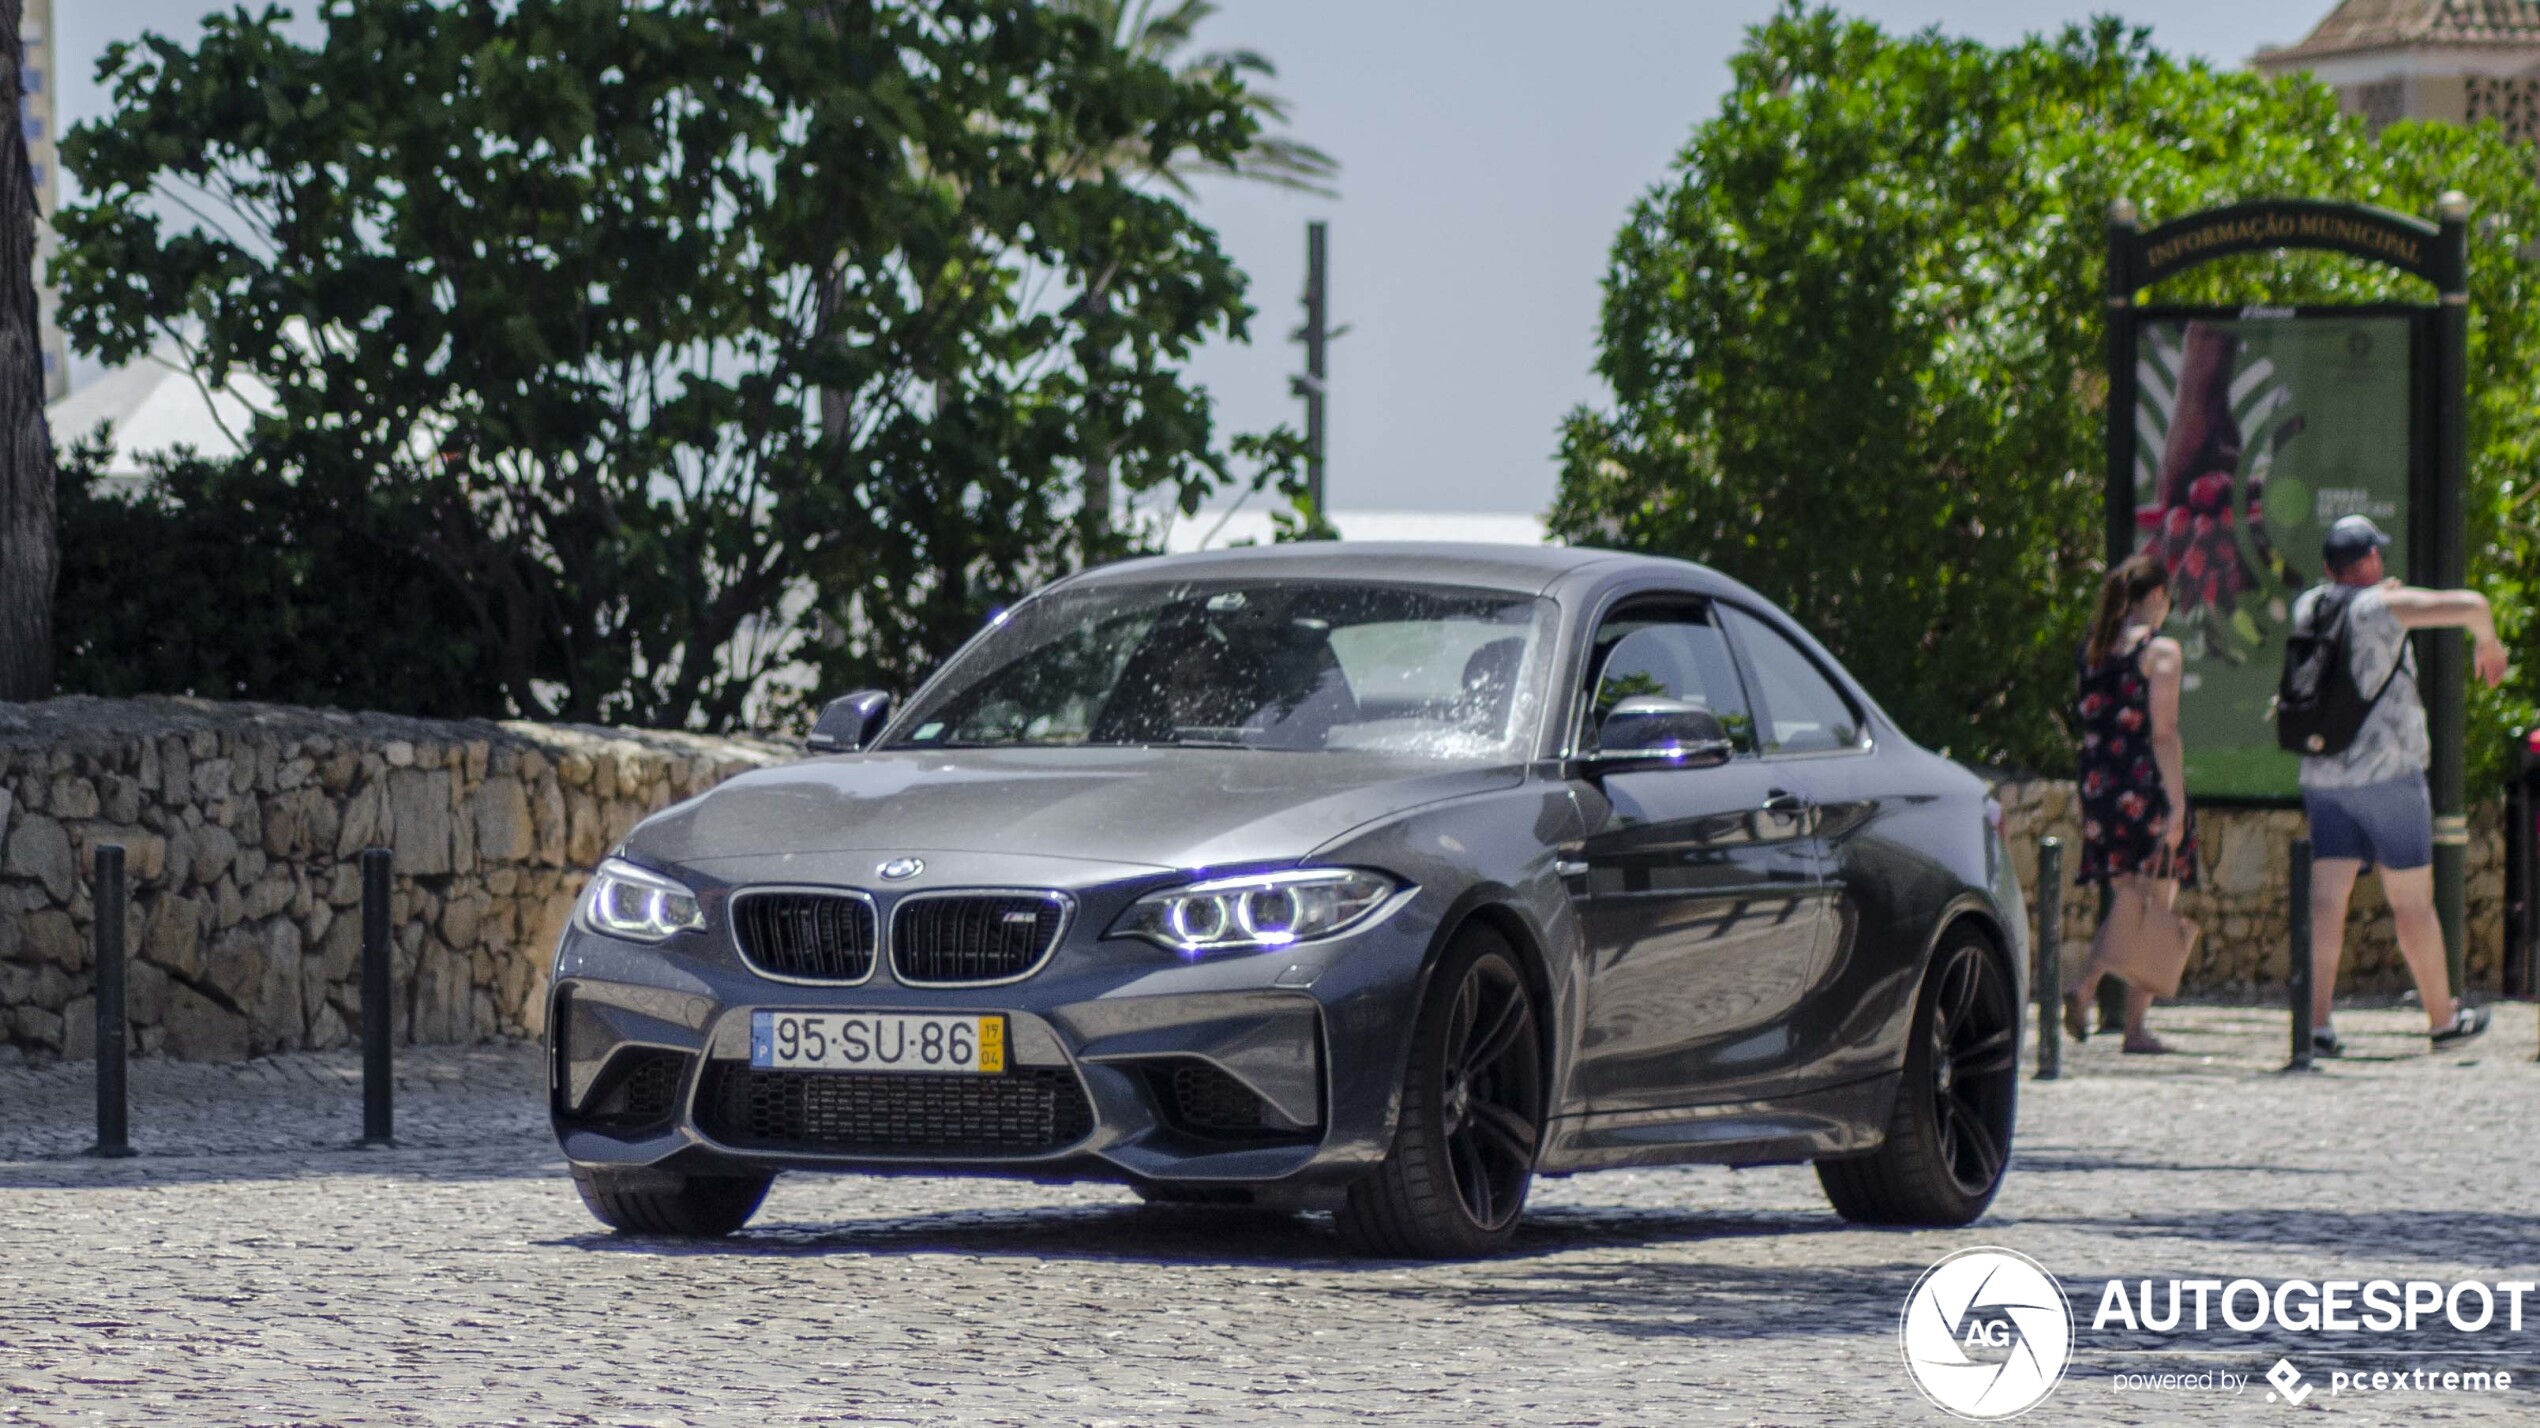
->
xmin=892 ymin=580 xmax=1556 ymax=761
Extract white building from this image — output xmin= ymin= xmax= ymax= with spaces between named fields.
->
xmin=44 ymin=338 xmax=268 ymax=484
xmin=2254 ymin=0 xmax=2540 ymax=138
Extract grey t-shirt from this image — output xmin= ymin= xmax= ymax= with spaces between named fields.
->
xmin=2292 ymin=584 xmax=2426 ymax=790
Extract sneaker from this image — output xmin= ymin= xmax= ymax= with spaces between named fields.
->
xmin=2430 ymin=1005 xmax=2490 ymax=1050
xmin=2310 ymin=1027 xmax=2346 ymax=1058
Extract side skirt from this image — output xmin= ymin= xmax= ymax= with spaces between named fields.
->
xmin=1535 ymin=1072 xmax=1899 ymax=1174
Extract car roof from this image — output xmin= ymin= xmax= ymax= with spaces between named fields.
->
xmin=1061 ymin=542 xmax=1724 ymax=598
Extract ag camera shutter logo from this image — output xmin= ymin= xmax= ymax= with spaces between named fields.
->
xmin=1900 ymin=1248 xmax=2074 ymax=1419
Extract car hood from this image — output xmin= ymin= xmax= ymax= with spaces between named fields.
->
xmin=621 ymin=746 xmax=1523 ymax=875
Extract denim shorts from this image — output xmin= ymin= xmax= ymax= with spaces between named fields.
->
xmin=2302 ymin=775 xmax=2433 ymax=871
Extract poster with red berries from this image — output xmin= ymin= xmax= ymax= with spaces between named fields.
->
xmin=2132 ymin=310 xmax=2419 ymax=798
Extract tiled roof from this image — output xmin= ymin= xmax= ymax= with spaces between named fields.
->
xmin=2258 ymin=0 xmax=2540 ymax=64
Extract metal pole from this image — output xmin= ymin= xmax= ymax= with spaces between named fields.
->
xmin=1301 ymin=220 xmax=1328 ymax=516
xmin=2104 ymin=199 xmax=2140 ymax=572
xmin=2507 ymin=765 xmax=2532 ymax=999
xmin=360 ymin=846 xmax=394 ymax=1148
xmin=2289 ymin=838 xmax=2315 ymax=1072
xmin=88 ymin=844 xmax=133 ymax=1158
xmin=2429 ymin=191 xmax=2471 ymax=997
xmin=2035 ymin=838 xmax=2063 ymax=1081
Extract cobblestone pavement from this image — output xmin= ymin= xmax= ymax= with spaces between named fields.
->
xmin=3 ymin=1003 xmax=2536 ymax=1426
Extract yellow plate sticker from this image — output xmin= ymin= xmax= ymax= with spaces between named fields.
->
xmin=977 ymin=1016 xmax=1006 ymax=1074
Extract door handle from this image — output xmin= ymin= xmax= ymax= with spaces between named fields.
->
xmin=1761 ymin=789 xmax=1805 ymax=813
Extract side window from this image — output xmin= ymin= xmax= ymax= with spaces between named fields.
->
xmin=1583 ymin=609 xmax=1756 ymax=753
xmin=1720 ymin=607 xmax=1862 ymax=754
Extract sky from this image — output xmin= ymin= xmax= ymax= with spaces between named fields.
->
xmin=58 ymin=1 xmax=2320 ymax=514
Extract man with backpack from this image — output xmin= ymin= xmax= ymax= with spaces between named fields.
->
xmin=2280 ymin=515 xmax=2510 ymax=1055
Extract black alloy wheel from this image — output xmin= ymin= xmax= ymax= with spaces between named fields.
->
xmin=1816 ymin=927 xmax=2018 ymax=1226
xmin=1926 ymin=938 xmax=2018 ymax=1195
xmin=1436 ymin=951 xmax=1543 ymax=1228
xmin=1337 ymin=926 xmax=1545 ymax=1258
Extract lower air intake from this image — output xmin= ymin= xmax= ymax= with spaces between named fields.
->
xmin=581 ymin=1048 xmax=690 ymax=1129
xmin=1147 ymin=1058 xmax=1318 ymax=1144
xmin=699 ymin=1063 xmax=1094 ymax=1155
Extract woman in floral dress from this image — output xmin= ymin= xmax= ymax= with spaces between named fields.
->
xmin=2067 ymin=552 xmax=2198 ymax=1053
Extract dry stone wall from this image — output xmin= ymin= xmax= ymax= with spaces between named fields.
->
xmin=0 ymin=697 xmax=785 ymax=1063
xmin=1994 ymin=778 xmax=2511 ymax=998
xmin=7 ymin=698 xmax=2511 ymax=1060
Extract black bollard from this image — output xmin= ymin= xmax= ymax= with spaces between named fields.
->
xmin=2289 ymin=838 xmax=2315 ymax=1072
xmin=88 ymin=844 xmax=135 ymax=1159
xmin=360 ymin=846 xmax=395 ymax=1147
xmin=2035 ymin=838 xmax=2063 ymax=1081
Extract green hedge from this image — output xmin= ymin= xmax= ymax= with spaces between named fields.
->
xmin=53 ymin=439 xmax=505 ymax=718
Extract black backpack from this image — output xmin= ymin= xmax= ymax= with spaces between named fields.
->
xmin=2275 ymin=585 xmax=2404 ymax=756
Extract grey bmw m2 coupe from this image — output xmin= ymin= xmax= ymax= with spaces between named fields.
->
xmin=549 ymin=543 xmax=2027 ymax=1257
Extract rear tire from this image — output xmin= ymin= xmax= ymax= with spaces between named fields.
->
xmin=1816 ymin=927 xmax=2018 ymax=1226
xmin=1336 ymin=925 xmax=1545 ymax=1259
xmin=572 ymin=1165 xmax=773 ymax=1237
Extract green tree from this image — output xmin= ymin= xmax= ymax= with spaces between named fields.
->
xmin=57 ymin=0 xmax=1296 ymax=726
xmin=1554 ymin=6 xmax=2540 ymax=787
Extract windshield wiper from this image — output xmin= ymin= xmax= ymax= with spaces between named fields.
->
xmin=891 ymin=735 xmax=1289 ymax=752
xmin=1162 ymin=726 xmax=1268 ymax=749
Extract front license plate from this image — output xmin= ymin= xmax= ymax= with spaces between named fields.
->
xmin=749 ymin=1011 xmax=1006 ymax=1075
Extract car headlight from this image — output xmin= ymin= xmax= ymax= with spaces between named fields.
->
xmin=1111 ymin=868 xmax=1399 ymax=956
xmin=580 ymin=858 xmax=706 ymax=942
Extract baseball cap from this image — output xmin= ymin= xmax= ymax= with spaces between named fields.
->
xmin=2322 ymin=514 xmax=2391 ymax=568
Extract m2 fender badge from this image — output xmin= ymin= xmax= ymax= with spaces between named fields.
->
xmin=877 ymin=857 xmax=924 ymax=881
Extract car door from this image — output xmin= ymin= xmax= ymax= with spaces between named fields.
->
xmin=1715 ymin=602 xmax=1879 ymax=1097
xmin=1564 ymin=600 xmax=1833 ymax=1113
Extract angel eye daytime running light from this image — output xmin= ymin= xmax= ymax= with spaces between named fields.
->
xmin=1112 ymin=868 xmax=1399 ymax=957
xmin=580 ymin=858 xmax=707 ymax=943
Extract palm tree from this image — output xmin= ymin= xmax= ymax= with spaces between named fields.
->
xmin=1050 ymin=0 xmax=1338 ymax=196
xmin=1051 ymin=0 xmax=1337 ymax=558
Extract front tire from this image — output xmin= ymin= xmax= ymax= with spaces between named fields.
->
xmin=572 ymin=1165 xmax=773 ymax=1237
xmin=1816 ymin=927 xmax=2018 ymax=1226
xmin=1337 ymin=926 xmax=1545 ymax=1259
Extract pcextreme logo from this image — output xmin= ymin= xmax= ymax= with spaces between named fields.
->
xmin=1900 ymin=1247 xmax=2075 ymax=1420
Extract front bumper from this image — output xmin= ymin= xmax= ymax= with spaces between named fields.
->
xmin=548 ymin=856 xmax=1440 ymax=1194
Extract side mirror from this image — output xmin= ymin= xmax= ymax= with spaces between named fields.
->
xmin=806 ymin=690 xmax=892 ymax=754
xmin=1581 ymin=697 xmax=1734 ymax=774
